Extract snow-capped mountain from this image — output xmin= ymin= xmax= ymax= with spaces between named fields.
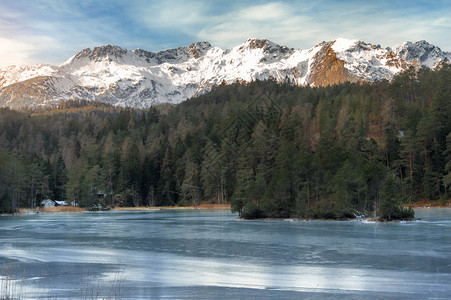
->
xmin=0 ymin=38 xmax=449 ymax=109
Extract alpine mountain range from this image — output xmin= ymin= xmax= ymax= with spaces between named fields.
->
xmin=0 ymin=38 xmax=450 ymax=109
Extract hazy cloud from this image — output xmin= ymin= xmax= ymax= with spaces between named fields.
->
xmin=196 ymin=1 xmax=451 ymax=50
xmin=0 ymin=37 xmax=36 ymax=67
xmin=197 ymin=2 xmax=319 ymax=49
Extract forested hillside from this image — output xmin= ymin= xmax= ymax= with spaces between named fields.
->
xmin=0 ymin=66 xmax=450 ymax=219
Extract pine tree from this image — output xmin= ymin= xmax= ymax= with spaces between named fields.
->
xmin=379 ymin=176 xmax=414 ymax=221
xmin=443 ymin=133 xmax=451 ymax=196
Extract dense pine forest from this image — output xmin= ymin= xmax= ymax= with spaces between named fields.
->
xmin=0 ymin=66 xmax=450 ymax=220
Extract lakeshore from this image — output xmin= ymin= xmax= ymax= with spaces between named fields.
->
xmin=6 ymin=201 xmax=449 ymax=218
xmin=14 ymin=203 xmax=231 ymax=215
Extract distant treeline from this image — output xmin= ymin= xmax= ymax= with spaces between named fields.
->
xmin=0 ymin=65 xmax=450 ymax=220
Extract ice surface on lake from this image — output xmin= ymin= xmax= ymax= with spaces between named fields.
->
xmin=0 ymin=208 xmax=450 ymax=299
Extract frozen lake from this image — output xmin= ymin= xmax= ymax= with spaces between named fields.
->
xmin=1 ymin=208 xmax=450 ymax=299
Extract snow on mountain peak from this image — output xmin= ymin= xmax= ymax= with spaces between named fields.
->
xmin=75 ymin=45 xmax=128 ymax=61
xmin=391 ymin=40 xmax=450 ymax=68
xmin=60 ymin=45 xmax=130 ymax=68
xmin=187 ymin=41 xmax=212 ymax=58
xmin=1 ymin=38 xmax=449 ymax=109
xmin=0 ymin=64 xmax=57 ymax=88
xmin=331 ymin=38 xmax=359 ymax=52
xmin=238 ymin=38 xmax=292 ymax=54
xmin=242 ymin=38 xmax=275 ymax=49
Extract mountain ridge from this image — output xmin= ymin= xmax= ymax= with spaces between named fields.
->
xmin=1 ymin=38 xmax=450 ymax=109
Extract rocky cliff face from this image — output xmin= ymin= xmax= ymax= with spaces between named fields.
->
xmin=0 ymin=38 xmax=449 ymax=109
xmin=309 ymin=42 xmax=356 ymax=86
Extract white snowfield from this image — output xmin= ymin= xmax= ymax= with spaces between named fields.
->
xmin=0 ymin=38 xmax=449 ymax=108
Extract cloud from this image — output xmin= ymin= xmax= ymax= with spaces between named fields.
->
xmin=0 ymin=0 xmax=144 ymax=67
xmin=132 ymin=1 xmax=319 ymax=49
xmin=239 ymin=2 xmax=289 ymax=21
xmin=193 ymin=1 xmax=451 ymax=50
xmin=431 ymin=16 xmax=451 ymax=28
xmin=197 ymin=2 xmax=338 ymax=49
xmin=0 ymin=34 xmax=68 ymax=68
xmin=134 ymin=0 xmax=210 ymax=29
xmin=0 ymin=37 xmax=36 ymax=68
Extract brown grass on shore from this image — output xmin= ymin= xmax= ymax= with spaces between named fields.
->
xmin=113 ymin=203 xmax=231 ymax=211
xmin=15 ymin=204 xmax=231 ymax=215
xmin=405 ymin=199 xmax=451 ymax=208
xmin=40 ymin=206 xmax=87 ymax=213
xmin=197 ymin=203 xmax=231 ymax=209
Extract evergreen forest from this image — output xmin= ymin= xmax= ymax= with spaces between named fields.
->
xmin=0 ymin=66 xmax=450 ymax=220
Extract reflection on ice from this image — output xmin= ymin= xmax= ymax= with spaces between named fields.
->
xmin=104 ymin=256 xmax=442 ymax=296
xmin=1 ymin=245 xmax=119 ymax=264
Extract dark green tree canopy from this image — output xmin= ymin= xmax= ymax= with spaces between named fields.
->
xmin=1 ymin=65 xmax=450 ymax=218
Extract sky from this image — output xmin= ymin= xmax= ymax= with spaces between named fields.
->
xmin=0 ymin=0 xmax=450 ymax=68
